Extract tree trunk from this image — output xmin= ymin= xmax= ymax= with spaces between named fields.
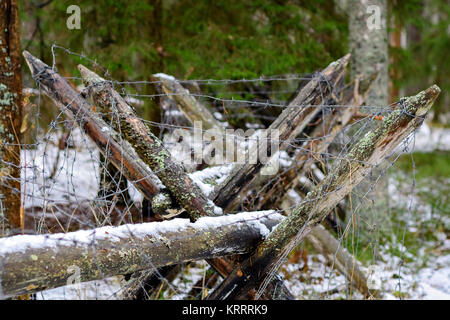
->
xmin=0 ymin=211 xmax=283 ymax=298
xmin=207 ymin=85 xmax=440 ymax=300
xmin=0 ymin=0 xmax=22 ymax=236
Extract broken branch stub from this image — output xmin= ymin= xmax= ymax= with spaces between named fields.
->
xmin=207 ymin=85 xmax=440 ymax=300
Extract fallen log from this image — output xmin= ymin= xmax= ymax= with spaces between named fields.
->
xmin=22 ymin=51 xmax=161 ymax=201
xmin=79 ymin=65 xmax=216 ymax=221
xmin=207 ymin=85 xmax=440 ymax=299
xmin=0 ymin=211 xmax=282 ymax=298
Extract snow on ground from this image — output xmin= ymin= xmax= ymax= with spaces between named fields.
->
xmin=412 ymin=123 xmax=450 ymax=152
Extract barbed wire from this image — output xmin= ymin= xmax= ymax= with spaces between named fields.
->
xmin=0 ymin=44 xmax=437 ymax=300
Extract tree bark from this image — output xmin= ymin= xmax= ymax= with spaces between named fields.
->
xmin=207 ymin=85 xmax=440 ymax=300
xmin=0 ymin=0 xmax=22 ymax=236
xmin=22 ymin=51 xmax=161 ymax=201
xmin=0 ymin=211 xmax=283 ymax=298
xmin=79 ymin=65 xmax=215 ymax=221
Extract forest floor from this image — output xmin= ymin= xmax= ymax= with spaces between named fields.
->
xmin=25 ymin=122 xmax=449 ymax=300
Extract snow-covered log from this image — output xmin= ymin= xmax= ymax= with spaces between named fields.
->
xmin=207 ymin=85 xmax=440 ymax=300
xmin=0 ymin=211 xmax=282 ymax=298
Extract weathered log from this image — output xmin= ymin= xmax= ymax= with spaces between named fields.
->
xmin=79 ymin=65 xmax=215 ymax=221
xmin=22 ymin=51 xmax=161 ymax=201
xmin=146 ymin=58 xmax=354 ymax=299
xmin=212 ymin=54 xmax=350 ymax=213
xmin=207 ymin=85 xmax=440 ymax=299
xmin=153 ymin=73 xmax=224 ymax=131
xmin=0 ymin=211 xmax=282 ymax=298
xmin=197 ymin=56 xmax=350 ymax=299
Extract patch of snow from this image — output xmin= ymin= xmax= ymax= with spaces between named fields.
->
xmin=153 ymin=73 xmax=176 ymax=81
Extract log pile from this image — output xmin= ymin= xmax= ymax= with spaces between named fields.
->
xmin=0 ymin=51 xmax=439 ymax=300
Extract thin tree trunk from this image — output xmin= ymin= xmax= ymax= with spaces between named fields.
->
xmin=0 ymin=211 xmax=283 ymax=298
xmin=207 ymin=85 xmax=440 ymax=300
xmin=0 ymin=0 xmax=22 ymax=236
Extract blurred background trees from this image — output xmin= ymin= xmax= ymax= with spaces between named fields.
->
xmin=19 ymin=0 xmax=448 ymax=124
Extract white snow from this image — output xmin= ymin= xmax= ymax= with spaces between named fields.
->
xmin=153 ymin=73 xmax=176 ymax=81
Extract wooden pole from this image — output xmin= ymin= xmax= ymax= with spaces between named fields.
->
xmin=79 ymin=65 xmax=215 ymax=222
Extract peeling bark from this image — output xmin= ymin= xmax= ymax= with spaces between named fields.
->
xmin=207 ymin=85 xmax=440 ymax=300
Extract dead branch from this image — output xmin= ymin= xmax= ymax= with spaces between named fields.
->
xmin=153 ymin=73 xmax=224 ymax=131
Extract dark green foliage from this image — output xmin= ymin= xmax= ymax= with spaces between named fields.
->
xmin=21 ymin=0 xmax=347 ymax=80
xmin=20 ymin=1 xmax=448 ymax=124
